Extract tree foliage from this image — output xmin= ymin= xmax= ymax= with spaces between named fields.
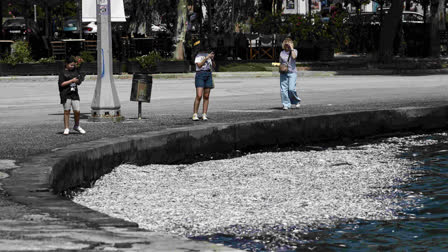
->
xmin=0 ymin=41 xmax=32 ymax=65
xmin=199 ymin=0 xmax=257 ymax=33
xmin=4 ymin=0 xmax=446 ymax=60
xmin=124 ymin=0 xmax=177 ymax=35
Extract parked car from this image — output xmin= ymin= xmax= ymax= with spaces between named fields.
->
xmin=402 ymin=11 xmax=424 ymax=24
xmin=64 ymin=18 xmax=79 ymax=32
xmin=346 ymin=11 xmax=424 ymax=25
xmin=1 ymin=17 xmax=47 ymax=59
xmin=345 ymin=13 xmax=378 ymax=25
xmin=82 ymin=21 xmax=97 ymax=39
xmin=373 ymin=9 xmax=425 ymax=24
xmin=2 ymin=17 xmax=26 ymax=40
xmin=63 ymin=18 xmax=81 ymax=38
xmin=151 ymin=24 xmax=167 ymax=32
xmin=2 ymin=17 xmax=41 ymax=41
xmin=83 ymin=22 xmax=97 ymax=34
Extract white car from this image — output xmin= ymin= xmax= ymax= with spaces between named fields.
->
xmin=83 ymin=22 xmax=97 ymax=34
xmin=377 ymin=9 xmax=425 ymax=23
xmin=347 ymin=11 xmax=424 ymax=25
xmin=402 ymin=11 xmax=424 ymax=23
xmin=151 ymin=24 xmax=167 ymax=32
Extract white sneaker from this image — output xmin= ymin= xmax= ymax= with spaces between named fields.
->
xmin=202 ymin=113 xmax=208 ymax=121
xmin=63 ymin=128 xmax=69 ymax=135
xmin=73 ymin=126 xmax=86 ymax=134
xmin=282 ymin=106 xmax=289 ymax=110
xmin=295 ymin=103 xmax=301 ymax=109
xmin=192 ymin=113 xmax=199 ymax=121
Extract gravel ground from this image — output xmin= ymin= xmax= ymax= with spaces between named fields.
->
xmin=73 ymin=133 xmax=446 ymax=249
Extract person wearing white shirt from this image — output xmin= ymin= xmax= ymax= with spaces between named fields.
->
xmin=192 ymin=40 xmax=215 ymax=121
xmin=279 ymin=37 xmax=301 ymax=110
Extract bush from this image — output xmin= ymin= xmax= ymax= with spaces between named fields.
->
xmin=36 ymin=56 xmax=56 ymax=64
xmin=135 ymin=51 xmax=162 ymax=72
xmin=0 ymin=41 xmax=33 ymax=66
xmin=79 ymin=51 xmax=95 ymax=63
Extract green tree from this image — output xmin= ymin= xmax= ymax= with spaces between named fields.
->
xmin=125 ymin=0 xmax=153 ymax=36
xmin=200 ymin=0 xmax=257 ymax=34
xmin=124 ymin=0 xmax=178 ymax=35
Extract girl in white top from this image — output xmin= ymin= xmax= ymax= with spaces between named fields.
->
xmin=192 ymin=40 xmax=215 ymax=121
xmin=279 ymin=38 xmax=301 ymax=110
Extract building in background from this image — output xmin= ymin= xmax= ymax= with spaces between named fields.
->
xmin=282 ymin=0 xmax=309 ymax=15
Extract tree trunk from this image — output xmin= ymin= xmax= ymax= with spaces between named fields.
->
xmin=0 ymin=1 xmax=3 ymax=40
xmin=377 ymin=0 xmax=403 ymax=63
xmin=272 ymin=0 xmax=281 ymax=14
xmin=429 ymin=0 xmax=445 ymax=57
xmin=277 ymin=0 xmax=283 ymax=12
xmin=261 ymin=0 xmax=271 ymax=13
xmin=24 ymin=0 xmax=30 ymax=41
xmin=207 ymin=0 xmax=213 ymax=35
xmin=173 ymin=0 xmax=188 ymax=60
xmin=405 ymin=0 xmax=410 ymax=10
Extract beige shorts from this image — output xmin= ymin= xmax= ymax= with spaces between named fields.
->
xmin=62 ymin=99 xmax=80 ymax=111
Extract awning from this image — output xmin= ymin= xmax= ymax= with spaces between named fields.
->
xmin=82 ymin=0 xmax=126 ymax=22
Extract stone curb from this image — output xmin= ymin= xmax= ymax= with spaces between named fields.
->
xmin=1 ymin=105 xmax=448 ymax=251
xmin=1 ymin=68 xmax=448 ymax=82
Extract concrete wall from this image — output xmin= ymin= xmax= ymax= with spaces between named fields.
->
xmin=47 ymin=106 xmax=448 ymax=193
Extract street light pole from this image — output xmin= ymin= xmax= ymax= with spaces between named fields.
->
xmin=78 ymin=0 xmax=83 ymax=39
xmin=89 ymin=0 xmax=123 ymax=122
xmin=308 ymin=0 xmax=312 ymax=15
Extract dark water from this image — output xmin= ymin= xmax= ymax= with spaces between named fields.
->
xmin=192 ymin=134 xmax=448 ymax=251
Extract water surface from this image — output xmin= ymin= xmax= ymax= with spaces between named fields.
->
xmin=193 ymin=133 xmax=448 ymax=251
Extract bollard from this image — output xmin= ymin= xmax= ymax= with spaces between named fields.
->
xmin=130 ymin=73 xmax=152 ymax=120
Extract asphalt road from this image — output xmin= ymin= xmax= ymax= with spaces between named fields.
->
xmin=1 ymin=74 xmax=447 ymax=126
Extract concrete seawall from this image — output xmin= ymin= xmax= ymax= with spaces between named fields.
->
xmin=52 ymin=106 xmax=448 ymax=193
xmin=2 ymin=105 xmax=448 ymax=250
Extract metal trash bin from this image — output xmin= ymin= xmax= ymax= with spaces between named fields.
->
xmin=130 ymin=73 xmax=152 ymax=119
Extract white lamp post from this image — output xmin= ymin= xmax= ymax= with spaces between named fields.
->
xmin=89 ymin=0 xmax=123 ymax=122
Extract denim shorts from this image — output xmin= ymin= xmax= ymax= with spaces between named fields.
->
xmin=62 ymin=99 xmax=80 ymax=111
xmin=195 ymin=71 xmax=214 ymax=89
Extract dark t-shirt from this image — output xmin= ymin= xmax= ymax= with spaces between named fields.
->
xmin=58 ymin=68 xmax=84 ymax=104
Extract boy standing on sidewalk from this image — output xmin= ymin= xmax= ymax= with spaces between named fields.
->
xmin=58 ymin=56 xmax=86 ymax=135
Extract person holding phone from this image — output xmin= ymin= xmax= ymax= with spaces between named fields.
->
xmin=192 ymin=40 xmax=215 ymax=121
xmin=279 ymin=38 xmax=301 ymax=110
xmin=58 ymin=56 xmax=86 ymax=135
